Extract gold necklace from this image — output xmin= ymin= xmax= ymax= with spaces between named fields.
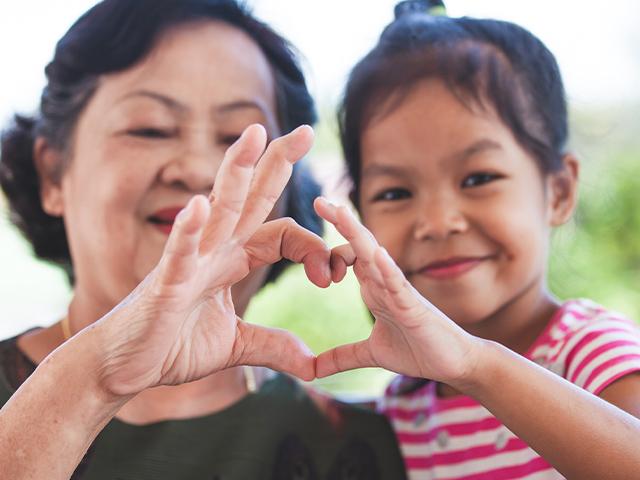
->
xmin=60 ymin=315 xmax=72 ymax=341
xmin=58 ymin=315 xmax=257 ymax=393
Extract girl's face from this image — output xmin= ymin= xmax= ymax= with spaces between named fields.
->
xmin=358 ymin=79 xmax=576 ymax=327
xmin=40 ymin=21 xmax=280 ymax=316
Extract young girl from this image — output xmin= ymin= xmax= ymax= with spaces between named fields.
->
xmin=315 ymin=2 xmax=640 ymax=479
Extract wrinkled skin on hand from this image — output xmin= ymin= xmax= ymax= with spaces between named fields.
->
xmin=94 ymin=124 xmax=331 ymax=396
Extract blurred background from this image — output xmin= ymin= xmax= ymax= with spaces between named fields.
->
xmin=1 ymin=0 xmax=639 ymax=396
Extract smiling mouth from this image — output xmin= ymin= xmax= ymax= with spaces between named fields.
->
xmin=414 ymin=256 xmax=492 ymax=280
xmin=147 ymin=207 xmax=184 ymax=235
xmin=148 ymin=216 xmax=174 ymax=235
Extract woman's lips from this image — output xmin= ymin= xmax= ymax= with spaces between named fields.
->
xmin=415 ymin=256 xmax=489 ymax=280
xmin=148 ymin=206 xmax=185 ymax=235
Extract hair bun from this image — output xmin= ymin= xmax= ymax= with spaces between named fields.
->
xmin=394 ymin=0 xmax=446 ymax=19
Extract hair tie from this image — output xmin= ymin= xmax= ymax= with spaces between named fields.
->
xmin=394 ymin=0 xmax=447 ymax=20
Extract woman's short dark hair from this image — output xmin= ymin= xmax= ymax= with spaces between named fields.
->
xmin=340 ymin=6 xmax=568 ymax=207
xmin=0 ymin=0 xmax=321 ymax=284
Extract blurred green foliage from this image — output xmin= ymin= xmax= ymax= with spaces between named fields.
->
xmin=549 ymin=105 xmax=640 ymax=318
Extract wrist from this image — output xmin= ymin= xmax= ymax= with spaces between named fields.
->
xmin=79 ymin=319 xmax=141 ymax=403
xmin=446 ymin=336 xmax=499 ymax=394
xmin=45 ymin=322 xmax=134 ymax=417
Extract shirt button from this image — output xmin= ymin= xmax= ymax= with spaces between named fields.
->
xmin=436 ymin=430 xmax=450 ymax=448
xmin=495 ymin=431 xmax=508 ymax=450
xmin=413 ymin=412 xmax=427 ymax=427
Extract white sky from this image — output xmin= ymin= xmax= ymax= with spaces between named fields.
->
xmin=0 ymin=0 xmax=639 ymax=125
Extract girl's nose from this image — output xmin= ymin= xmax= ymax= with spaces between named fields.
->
xmin=413 ymin=198 xmax=468 ymax=241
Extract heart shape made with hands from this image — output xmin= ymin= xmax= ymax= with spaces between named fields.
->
xmin=99 ymin=123 xmax=472 ymax=397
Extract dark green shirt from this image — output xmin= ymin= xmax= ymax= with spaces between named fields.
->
xmin=0 ymin=334 xmax=407 ymax=479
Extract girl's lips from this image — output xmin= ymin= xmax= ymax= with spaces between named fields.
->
xmin=147 ymin=206 xmax=185 ymax=236
xmin=415 ymin=257 xmax=488 ymax=280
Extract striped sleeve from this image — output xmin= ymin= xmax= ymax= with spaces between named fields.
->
xmin=562 ymin=315 xmax=640 ymax=395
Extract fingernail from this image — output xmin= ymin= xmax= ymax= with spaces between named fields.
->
xmin=319 ymin=197 xmax=335 ymax=208
xmin=295 ymin=124 xmax=312 ymax=133
xmin=239 ymin=123 xmax=265 ymax=142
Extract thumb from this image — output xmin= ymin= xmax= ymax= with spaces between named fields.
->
xmin=232 ymin=320 xmax=317 ymax=381
xmin=315 ymin=340 xmax=376 ymax=378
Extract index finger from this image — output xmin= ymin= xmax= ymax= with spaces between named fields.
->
xmin=314 ymin=197 xmax=378 ymax=264
xmin=200 ymin=124 xmax=267 ymax=252
xmin=244 ymin=217 xmax=331 ymax=288
xmin=232 ymin=125 xmax=314 ymax=242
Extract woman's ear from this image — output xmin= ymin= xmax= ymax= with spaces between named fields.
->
xmin=348 ymin=188 xmax=359 ymax=210
xmin=548 ymin=153 xmax=579 ymax=226
xmin=33 ymin=137 xmax=64 ymax=217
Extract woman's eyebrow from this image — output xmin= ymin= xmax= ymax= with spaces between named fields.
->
xmin=115 ymin=93 xmax=270 ymax=121
xmin=215 ymin=100 xmax=269 ymax=116
xmin=117 ymin=90 xmax=187 ymax=112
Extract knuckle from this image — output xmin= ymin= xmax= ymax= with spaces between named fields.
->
xmin=280 ymin=216 xmax=297 ymax=228
xmin=260 ymin=190 xmax=282 ymax=206
xmin=222 ymin=196 xmax=245 ymax=211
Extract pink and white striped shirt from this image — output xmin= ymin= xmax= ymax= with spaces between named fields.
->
xmin=379 ymin=299 xmax=640 ymax=479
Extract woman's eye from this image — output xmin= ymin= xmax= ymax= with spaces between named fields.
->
xmin=127 ymin=127 xmax=173 ymax=139
xmin=218 ymin=134 xmax=242 ymax=147
xmin=461 ymin=172 xmax=502 ymax=188
xmin=372 ymin=188 xmax=411 ymax=202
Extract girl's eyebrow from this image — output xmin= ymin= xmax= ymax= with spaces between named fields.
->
xmin=362 ymin=139 xmax=502 ymax=179
xmin=451 ymin=138 xmax=502 ymax=164
xmin=361 ymin=163 xmax=411 ymax=179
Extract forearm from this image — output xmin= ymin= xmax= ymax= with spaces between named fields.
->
xmin=0 ymin=326 xmax=131 ymax=479
xmin=456 ymin=340 xmax=640 ymax=479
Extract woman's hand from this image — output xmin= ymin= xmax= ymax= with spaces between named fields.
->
xmin=91 ymin=124 xmax=326 ymax=397
xmin=314 ymin=198 xmax=482 ymax=387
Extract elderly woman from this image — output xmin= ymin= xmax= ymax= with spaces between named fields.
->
xmin=0 ymin=1 xmax=406 ymax=478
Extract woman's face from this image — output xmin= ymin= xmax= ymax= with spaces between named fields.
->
xmin=44 ymin=21 xmax=281 ymax=315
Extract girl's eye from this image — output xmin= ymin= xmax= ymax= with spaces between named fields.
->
xmin=461 ymin=172 xmax=502 ymax=188
xmin=372 ymin=188 xmax=411 ymax=202
xmin=127 ymin=127 xmax=173 ymax=139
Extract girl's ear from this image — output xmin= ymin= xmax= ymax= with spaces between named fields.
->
xmin=548 ymin=153 xmax=579 ymax=226
xmin=33 ymin=137 xmax=65 ymax=217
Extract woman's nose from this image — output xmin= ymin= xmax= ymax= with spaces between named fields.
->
xmin=413 ymin=197 xmax=468 ymax=241
xmin=159 ymin=143 xmax=220 ymax=194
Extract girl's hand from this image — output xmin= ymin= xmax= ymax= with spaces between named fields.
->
xmin=91 ymin=124 xmax=327 ymax=397
xmin=314 ymin=198 xmax=482 ymax=386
